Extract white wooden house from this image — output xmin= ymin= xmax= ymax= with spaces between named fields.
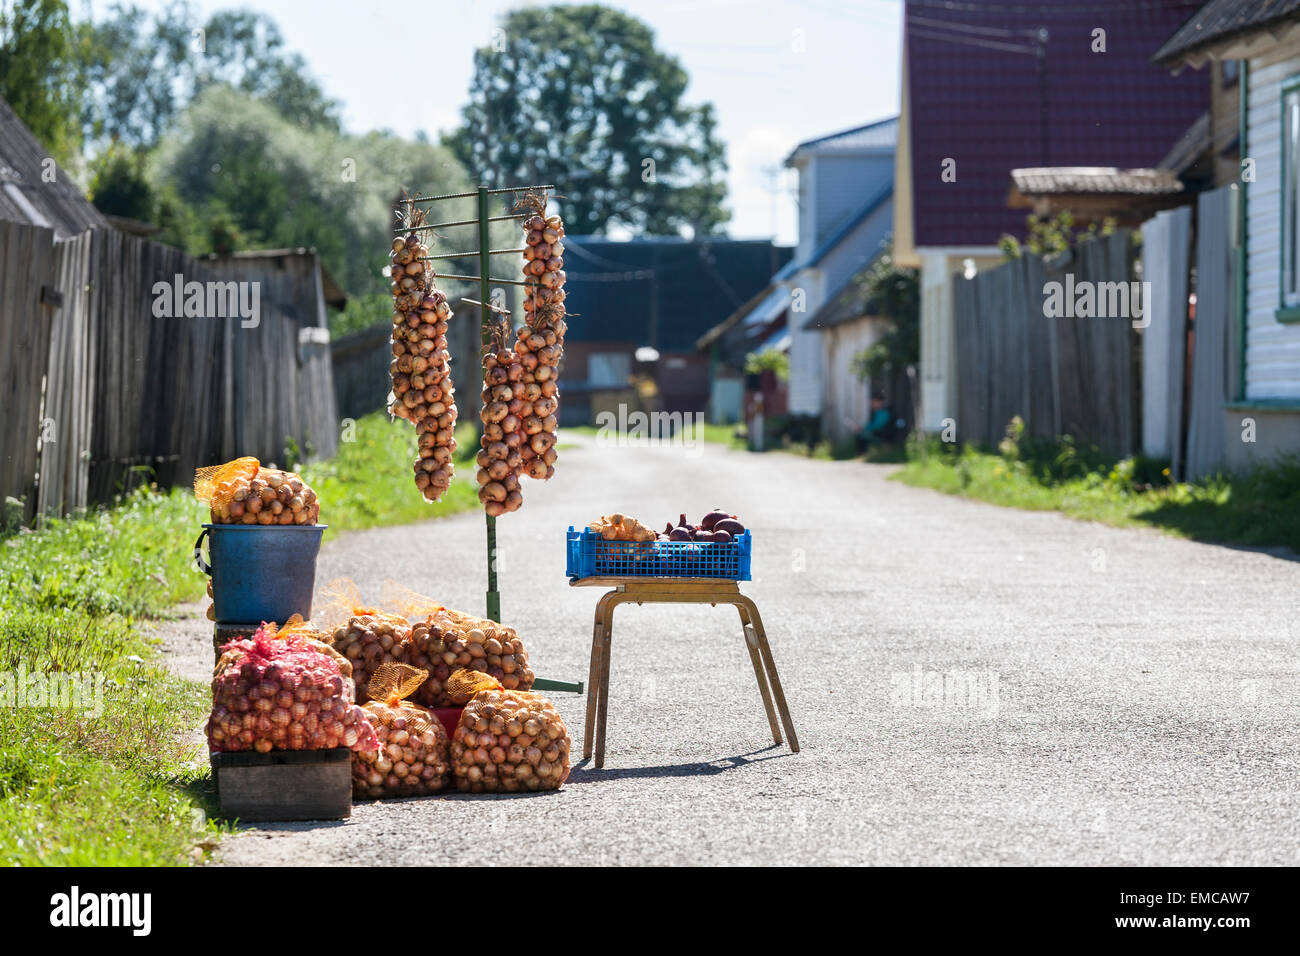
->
xmin=1157 ymin=0 xmax=1300 ymax=469
xmin=781 ymin=118 xmax=896 ymax=422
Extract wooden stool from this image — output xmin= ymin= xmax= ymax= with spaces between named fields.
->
xmin=571 ymin=577 xmax=799 ymax=768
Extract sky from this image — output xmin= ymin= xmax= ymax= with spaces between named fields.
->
xmin=84 ymin=0 xmax=902 ymax=245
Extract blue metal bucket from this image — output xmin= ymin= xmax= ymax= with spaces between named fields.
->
xmin=194 ymin=524 xmax=327 ymax=624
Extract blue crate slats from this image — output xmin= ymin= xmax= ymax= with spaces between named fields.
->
xmin=566 ymin=526 xmax=752 ymax=580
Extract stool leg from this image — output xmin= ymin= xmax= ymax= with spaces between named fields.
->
xmin=740 ymin=597 xmax=799 ymax=753
xmin=583 ymin=592 xmax=612 ymax=759
xmin=737 ymin=604 xmax=782 ymax=746
xmin=594 ymin=597 xmax=618 ymax=768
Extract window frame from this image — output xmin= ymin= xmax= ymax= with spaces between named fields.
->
xmin=1278 ymin=74 xmax=1300 ymax=321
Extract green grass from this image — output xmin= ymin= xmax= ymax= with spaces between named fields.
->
xmin=0 ymin=409 xmax=484 ymax=865
xmin=299 ymin=415 xmax=479 ymax=536
xmin=894 ymin=426 xmax=1300 ymax=553
xmin=0 ymin=610 xmax=225 ymax=865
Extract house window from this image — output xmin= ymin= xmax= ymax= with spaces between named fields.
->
xmin=1285 ymin=80 xmax=1300 ymax=309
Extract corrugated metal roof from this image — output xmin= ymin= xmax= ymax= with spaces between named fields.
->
xmin=774 ymin=179 xmax=894 ymax=281
xmin=785 ymin=116 xmax=899 ymax=165
xmin=1154 ymin=0 xmax=1300 ymax=64
xmin=1159 ymin=111 xmax=1213 ymax=174
xmin=803 ymin=258 xmax=885 ymax=331
xmin=906 ymin=0 xmax=1206 ymax=249
xmin=0 ymin=96 xmax=107 ymax=238
xmin=1010 ymin=166 xmax=1185 ymax=196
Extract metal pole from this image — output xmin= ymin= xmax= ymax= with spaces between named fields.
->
xmin=478 ymin=185 xmax=501 ymax=623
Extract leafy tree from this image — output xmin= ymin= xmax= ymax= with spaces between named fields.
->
xmin=448 ymin=4 xmax=727 ymax=236
xmin=745 ymin=349 xmax=789 ymax=382
xmin=152 ymin=86 xmax=492 ymax=298
xmin=997 ymin=210 xmax=1117 ymax=260
xmin=0 ymin=0 xmax=83 ymax=164
xmin=86 ymin=141 xmax=153 ymax=218
xmin=851 ymin=241 xmax=919 ymax=383
xmin=78 ymin=1 xmax=340 ymax=149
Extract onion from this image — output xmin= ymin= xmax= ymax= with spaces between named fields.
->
xmin=200 ymin=461 xmax=320 ymax=526
xmin=207 ymin=623 xmax=379 ymax=756
xmin=351 ymin=663 xmax=450 ymax=798
xmin=389 ymin=222 xmax=457 ymax=502
xmin=449 ymin=681 xmax=569 ymax=792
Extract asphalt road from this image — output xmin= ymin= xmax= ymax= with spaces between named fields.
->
xmin=167 ymin=431 xmax=1300 ymax=865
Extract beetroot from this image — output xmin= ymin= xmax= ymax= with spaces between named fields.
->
xmin=714 ymin=518 xmax=745 ymax=536
xmin=700 ymin=509 xmax=730 ymax=531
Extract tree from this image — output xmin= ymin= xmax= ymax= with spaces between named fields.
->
xmin=78 ymin=1 xmax=340 ymax=150
xmin=86 ymin=141 xmax=153 ymax=219
xmin=448 ymin=4 xmax=728 ymax=236
xmin=851 ymin=241 xmax=919 ymax=383
xmin=0 ymin=0 xmax=83 ymax=164
xmin=997 ymin=210 xmax=1117 ymax=260
xmin=152 ymin=86 xmax=491 ymax=298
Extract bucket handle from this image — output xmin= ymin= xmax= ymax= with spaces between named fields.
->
xmin=193 ymin=527 xmax=212 ymax=576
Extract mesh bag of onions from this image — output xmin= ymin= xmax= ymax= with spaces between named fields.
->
xmin=353 ymin=663 xmax=450 ymax=798
xmin=322 ymin=580 xmax=536 ymax=708
xmin=446 ymin=669 xmax=570 ymax=793
xmin=330 ymin=612 xmax=455 ymax=708
xmin=207 ymin=623 xmax=379 ymax=755
xmin=382 ymin=582 xmax=536 ymax=700
xmin=195 ymin=456 xmax=321 ymax=525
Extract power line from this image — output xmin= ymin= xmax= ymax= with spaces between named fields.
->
xmin=909 ymin=26 xmax=1039 ymax=56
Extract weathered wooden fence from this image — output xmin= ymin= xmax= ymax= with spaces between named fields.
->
xmin=2 ymin=225 xmax=339 ymax=522
xmin=0 ymin=220 xmax=55 ymax=519
xmin=952 ymin=230 xmax=1139 ymax=456
xmin=331 ymin=321 xmax=393 ymax=422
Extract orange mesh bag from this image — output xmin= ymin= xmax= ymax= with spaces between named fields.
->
xmin=383 ymin=580 xmax=536 ymax=699
xmin=194 ymin=457 xmax=320 ymax=525
xmin=445 ymin=668 xmax=570 ymax=793
xmin=352 ymin=663 xmax=451 ymax=798
xmin=207 ymin=623 xmax=379 ymax=754
xmin=322 ymin=580 xmax=450 ymax=704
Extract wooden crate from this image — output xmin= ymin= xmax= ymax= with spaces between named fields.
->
xmin=212 ymin=748 xmax=352 ymax=822
xmin=213 ymin=622 xmax=262 ymax=664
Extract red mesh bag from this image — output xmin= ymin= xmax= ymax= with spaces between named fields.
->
xmin=207 ymin=623 xmax=379 ymax=754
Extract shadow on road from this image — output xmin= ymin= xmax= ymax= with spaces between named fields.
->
xmin=565 ymin=746 xmax=793 ymax=783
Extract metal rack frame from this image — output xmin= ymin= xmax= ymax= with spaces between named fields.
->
xmin=395 ymin=183 xmax=553 ymax=624
xmin=395 ymin=184 xmax=580 ymax=694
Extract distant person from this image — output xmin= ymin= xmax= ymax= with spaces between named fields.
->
xmin=858 ymin=392 xmax=897 ymax=453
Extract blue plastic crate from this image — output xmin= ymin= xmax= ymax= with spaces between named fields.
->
xmin=566 ymin=526 xmax=752 ymax=580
